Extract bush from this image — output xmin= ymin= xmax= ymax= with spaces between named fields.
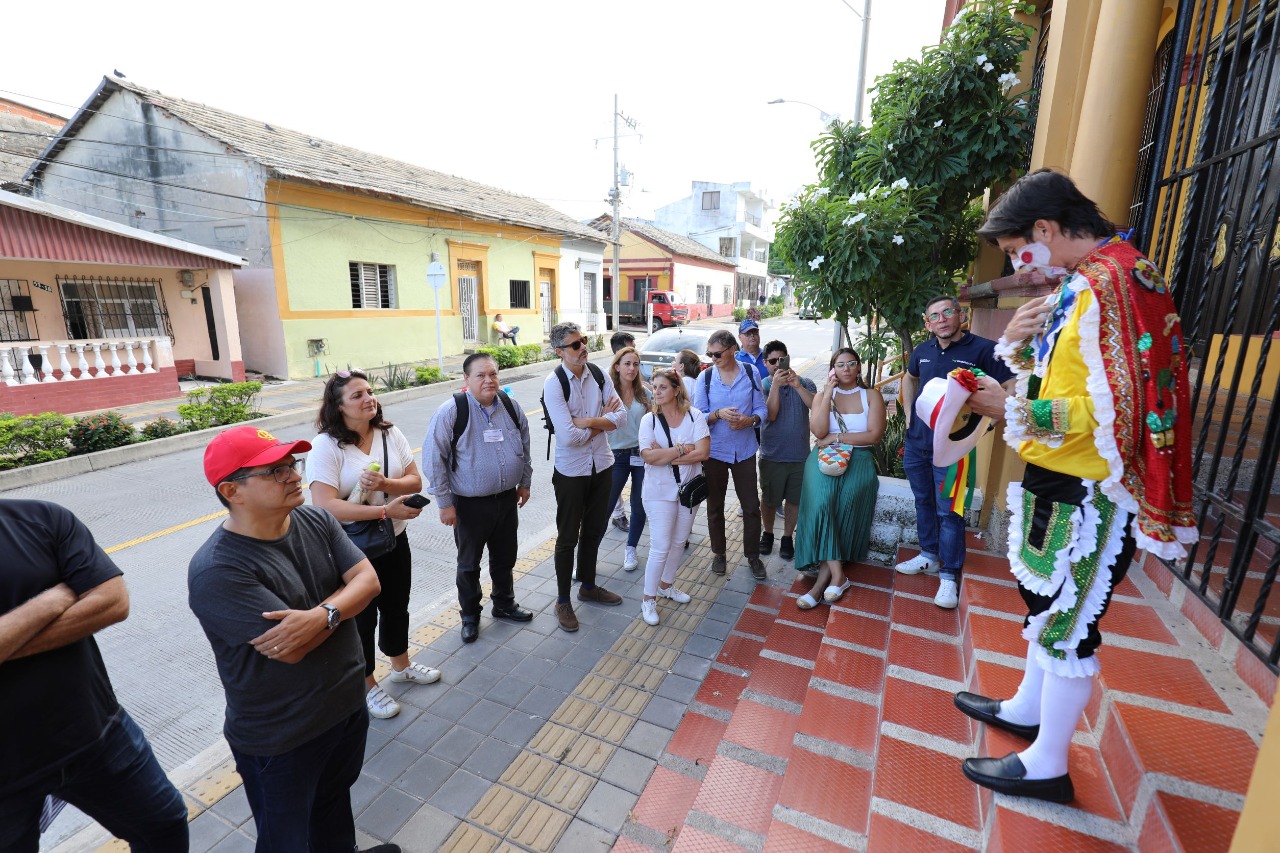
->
xmin=141 ymin=417 xmax=185 ymax=440
xmin=370 ymin=363 xmax=416 ymax=393
xmin=178 ymin=381 xmax=263 ymax=431
xmin=871 ymin=408 xmax=906 ymax=479
xmin=413 ymin=366 xmax=445 ymax=385
xmin=732 ymin=307 xmax=747 ymax=323
xmin=767 ymin=294 xmax=784 ymax=306
xmin=476 ymin=345 xmax=522 ymax=370
xmin=517 ymin=344 xmax=544 ymax=365
xmin=0 ymin=412 xmax=73 ymax=469
xmin=589 ymin=334 xmax=605 ymax=352
xmin=70 ymin=411 xmax=136 ymax=454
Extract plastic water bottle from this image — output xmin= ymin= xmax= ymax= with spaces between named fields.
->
xmin=347 ymin=462 xmax=381 ymax=505
xmin=502 ymin=385 xmax=515 ymax=401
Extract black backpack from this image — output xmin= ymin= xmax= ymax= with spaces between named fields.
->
xmin=541 ymin=362 xmax=606 ymax=459
xmin=450 ymin=390 xmax=520 ymax=472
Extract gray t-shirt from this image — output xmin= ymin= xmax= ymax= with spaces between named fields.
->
xmin=188 ymin=505 xmax=366 ymax=756
xmin=760 ymin=376 xmax=817 ymax=463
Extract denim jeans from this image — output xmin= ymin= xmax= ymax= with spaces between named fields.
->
xmin=607 ymin=448 xmax=647 ymax=547
xmin=903 ymin=439 xmax=967 ymax=580
xmin=0 ymin=709 xmax=188 ymax=853
xmin=231 ymin=707 xmax=368 ymax=852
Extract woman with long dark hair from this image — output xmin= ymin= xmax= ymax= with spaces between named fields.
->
xmin=307 ymin=370 xmax=439 ymax=720
xmin=792 ymin=348 xmax=885 ymax=608
xmin=606 ymin=347 xmax=652 ymax=571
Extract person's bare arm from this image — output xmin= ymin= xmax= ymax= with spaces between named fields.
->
xmin=766 ymin=377 xmax=782 ymax=422
xmin=0 ymin=584 xmax=77 ymax=663
xmin=9 ymin=576 xmax=129 ymax=660
xmin=252 ymin=559 xmax=381 ymax=664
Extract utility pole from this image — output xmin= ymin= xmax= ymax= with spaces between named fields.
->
xmin=609 ymin=95 xmax=638 ymax=335
xmin=833 ymin=0 xmax=872 ymax=353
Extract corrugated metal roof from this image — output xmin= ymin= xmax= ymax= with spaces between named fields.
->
xmin=0 ymin=190 xmax=245 ymax=268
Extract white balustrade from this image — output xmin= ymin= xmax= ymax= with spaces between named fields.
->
xmin=37 ymin=345 xmax=56 ymax=383
xmin=0 ymin=349 xmax=14 ymax=386
xmin=107 ymin=343 xmax=122 ymax=376
xmin=0 ymin=337 xmax=175 ymax=390
xmin=122 ymin=340 xmax=139 ymax=374
xmin=92 ymin=344 xmax=107 ymax=379
xmin=16 ymin=347 xmax=36 ymax=385
xmin=74 ymin=344 xmax=91 ymax=379
xmin=56 ymin=345 xmax=72 ymax=381
xmin=139 ymin=339 xmax=155 ymax=374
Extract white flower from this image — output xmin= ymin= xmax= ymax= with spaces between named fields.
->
xmin=814 ymin=187 xmax=830 ymax=196
xmin=887 ymin=142 xmax=895 ymax=150
xmin=1015 ymin=98 xmax=1028 ymax=109
xmin=975 ymin=54 xmax=988 ymax=65
xmin=850 ymin=191 xmax=867 ymax=203
xmin=850 ymin=212 xmax=867 ymax=224
xmin=983 ymin=62 xmax=995 ymax=72
xmin=809 ymin=256 xmax=825 ymax=270
xmin=891 ymin=177 xmax=909 ymax=190
xmin=953 ymin=8 xmax=967 ymax=22
xmin=998 ymin=72 xmax=1021 ymax=91
xmin=934 ymin=119 xmax=944 ymax=128
xmin=892 ymin=234 xmax=905 ymax=245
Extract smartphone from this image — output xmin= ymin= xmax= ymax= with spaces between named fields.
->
xmin=777 ymin=355 xmax=790 ymax=372
xmin=403 ymin=494 xmax=431 ymax=509
xmin=828 ymin=369 xmax=837 ymax=383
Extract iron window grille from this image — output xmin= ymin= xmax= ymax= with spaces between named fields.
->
xmin=349 ymin=262 xmax=396 ymax=309
xmin=0 ymin=279 xmax=38 ymax=342
xmin=57 ymin=276 xmax=172 ymax=341
xmin=509 ymin=279 xmax=531 ymax=309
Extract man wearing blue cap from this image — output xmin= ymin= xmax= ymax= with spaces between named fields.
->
xmin=736 ymin=319 xmax=770 ymax=378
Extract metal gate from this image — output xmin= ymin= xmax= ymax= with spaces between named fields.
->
xmin=540 ymin=280 xmax=553 ymax=337
xmin=582 ymin=272 xmax=598 ymax=331
xmin=458 ymin=275 xmax=478 ymax=342
xmin=1138 ymin=0 xmax=1280 ymax=671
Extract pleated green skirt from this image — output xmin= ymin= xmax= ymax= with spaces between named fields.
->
xmin=793 ymin=446 xmax=879 ymax=571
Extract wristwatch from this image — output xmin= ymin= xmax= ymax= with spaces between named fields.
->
xmin=751 ymin=415 xmax=762 ymax=426
xmin=321 ymin=603 xmax=341 ymax=630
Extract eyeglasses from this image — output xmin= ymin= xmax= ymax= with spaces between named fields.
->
xmin=558 ymin=340 xmax=587 ymax=351
xmin=765 ymin=357 xmax=783 ymax=365
xmin=834 ymin=360 xmax=860 ymax=369
xmin=226 ymin=460 xmax=301 ymax=484
xmin=925 ymin=307 xmax=959 ymax=322
xmin=706 ymin=350 xmax=726 ymax=359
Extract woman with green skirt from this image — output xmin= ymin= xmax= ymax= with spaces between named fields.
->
xmin=793 ymin=347 xmax=886 ymax=609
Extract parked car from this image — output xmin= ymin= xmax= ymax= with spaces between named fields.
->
xmin=638 ymin=327 xmax=712 ymax=379
xmin=604 ymin=291 xmax=689 ymax=330
xmin=798 ymin=301 xmax=823 ymax=320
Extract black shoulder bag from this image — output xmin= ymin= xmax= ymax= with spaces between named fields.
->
xmin=341 ymin=431 xmax=397 ymax=559
xmin=656 ymin=412 xmax=708 ymax=509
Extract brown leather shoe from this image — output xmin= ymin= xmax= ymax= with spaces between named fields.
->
xmin=710 ymin=554 xmax=727 ymax=575
xmin=555 ymin=602 xmax=579 ymax=632
xmin=577 ymin=585 xmax=623 ymax=606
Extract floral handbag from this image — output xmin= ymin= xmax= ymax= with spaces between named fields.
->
xmin=817 ymin=411 xmax=853 ymax=477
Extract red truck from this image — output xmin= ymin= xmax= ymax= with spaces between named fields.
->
xmin=603 ymin=291 xmax=689 ymax=330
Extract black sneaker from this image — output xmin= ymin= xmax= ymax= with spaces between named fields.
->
xmin=759 ymin=531 xmax=774 ymax=555
xmin=749 ymin=558 xmax=767 ymax=581
xmin=779 ymin=536 xmax=795 ymax=561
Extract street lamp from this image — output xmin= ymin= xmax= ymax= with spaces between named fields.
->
xmin=427 ymin=253 xmax=448 ymax=372
xmin=767 ymin=98 xmax=839 ymax=126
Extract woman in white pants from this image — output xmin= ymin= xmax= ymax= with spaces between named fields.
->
xmin=637 ymin=370 xmax=710 ymax=626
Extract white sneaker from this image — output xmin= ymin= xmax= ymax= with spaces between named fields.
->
xmin=935 ymin=578 xmax=959 ymax=609
xmin=641 ymin=599 xmax=660 ymax=626
xmin=366 ymin=685 xmax=400 ymax=719
xmin=623 ymin=546 xmax=638 ymax=571
xmin=388 ymin=662 xmax=441 ymax=685
xmin=895 ymin=553 xmax=940 ymax=575
xmin=658 ymin=585 xmax=690 ymax=603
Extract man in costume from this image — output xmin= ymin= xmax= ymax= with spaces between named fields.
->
xmin=955 ymin=169 xmax=1195 ymax=802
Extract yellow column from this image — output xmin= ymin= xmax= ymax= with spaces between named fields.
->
xmin=1069 ymin=0 xmax=1165 ymax=225
xmin=1232 ymin=682 xmax=1280 ymax=851
xmin=1029 ymin=0 xmax=1104 ymax=174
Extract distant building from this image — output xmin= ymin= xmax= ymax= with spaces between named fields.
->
xmin=0 ymin=97 xmax=66 ymax=191
xmin=654 ymin=181 xmax=774 ymax=305
xmin=22 ymin=77 xmax=605 ymax=378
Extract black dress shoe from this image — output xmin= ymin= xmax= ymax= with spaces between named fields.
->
xmin=460 ymin=619 xmax=479 ymax=643
xmin=961 ymin=752 xmax=1074 ymax=803
xmin=954 ymin=691 xmax=1040 ymax=741
xmin=492 ymin=604 xmax=533 ymax=622
xmin=760 ymin=531 xmax=774 ymax=555
xmin=779 ymin=536 xmax=795 ymax=561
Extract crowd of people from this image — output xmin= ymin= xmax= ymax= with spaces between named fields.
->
xmin=1 ymin=170 xmax=1193 ymax=846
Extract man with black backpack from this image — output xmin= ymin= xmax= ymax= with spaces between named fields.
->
xmin=542 ymin=322 xmax=627 ymax=632
xmin=425 ymin=353 xmax=533 ymax=643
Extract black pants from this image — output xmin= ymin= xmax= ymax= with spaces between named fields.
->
xmin=454 ymin=489 xmax=519 ymax=618
xmin=1018 ymin=464 xmax=1138 ymax=661
xmin=552 ymin=466 xmax=613 ymax=598
xmin=704 ymin=457 xmax=762 ymax=558
xmin=356 ymin=531 xmax=411 ymax=677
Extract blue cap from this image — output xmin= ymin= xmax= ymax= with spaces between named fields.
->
xmin=738 ymin=318 xmax=759 ymax=334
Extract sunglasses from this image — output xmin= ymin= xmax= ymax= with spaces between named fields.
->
xmin=765 ymin=357 xmax=783 ymax=365
xmin=925 ymin=307 xmax=959 ymax=322
xmin=834 ymin=360 xmax=860 ymax=369
xmin=334 ymin=369 xmax=363 ymax=379
xmin=558 ymin=340 xmax=587 ymax=351
xmin=226 ymin=460 xmax=301 ymax=484
xmin=706 ymin=350 xmax=726 ymax=359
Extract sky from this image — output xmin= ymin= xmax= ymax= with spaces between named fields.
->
xmin=2 ymin=0 xmax=947 ymax=222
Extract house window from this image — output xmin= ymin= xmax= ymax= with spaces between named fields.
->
xmin=57 ymin=276 xmax=171 ymax=340
xmin=633 ymin=277 xmax=652 ymax=301
xmin=0 ymin=280 xmax=37 ymax=342
xmin=349 ymin=262 xmax=396 ymax=309
xmin=702 ymin=191 xmax=720 ymax=210
xmin=509 ymin=279 xmax=531 ymax=309
xmin=719 ymin=237 xmax=735 ymax=258
xmin=696 ymin=283 xmax=711 ymax=305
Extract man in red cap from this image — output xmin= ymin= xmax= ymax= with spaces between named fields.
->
xmin=188 ymin=426 xmax=397 ymax=852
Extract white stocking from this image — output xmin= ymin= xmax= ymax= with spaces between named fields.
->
xmin=996 ymin=641 xmax=1045 ymax=726
xmin=1017 ymin=670 xmax=1094 ymax=779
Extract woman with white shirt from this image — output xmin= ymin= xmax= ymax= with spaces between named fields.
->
xmin=637 ymin=370 xmax=711 ymax=626
xmin=307 ymin=370 xmax=440 ymax=721
xmin=606 ymin=348 xmax=652 ymax=571
xmin=793 ymin=348 xmax=886 ymax=609
xmin=676 ymin=348 xmax=701 ymax=407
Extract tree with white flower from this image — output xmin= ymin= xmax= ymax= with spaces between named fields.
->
xmin=775 ymin=0 xmax=1036 ymax=366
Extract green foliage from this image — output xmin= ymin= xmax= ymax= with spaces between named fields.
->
xmin=774 ymin=0 xmax=1035 ymax=363
xmin=767 ymin=295 xmax=784 ymax=306
xmin=589 ymin=334 xmax=605 ymax=353
xmin=871 ymin=408 xmax=907 ymax=479
xmin=370 ymin=363 xmax=416 ymax=393
xmin=178 ymin=381 xmax=263 ymax=431
xmin=414 ymin=366 xmax=447 ymax=385
xmin=518 ymin=344 xmax=545 ymax=364
xmin=732 ymin=307 xmax=747 ymax=323
xmin=0 ymin=412 xmax=73 ymax=469
xmin=476 ymin=345 xmax=522 ymax=370
xmin=70 ymin=411 xmax=136 ymax=454
xmin=141 ymin=417 xmax=185 ymax=440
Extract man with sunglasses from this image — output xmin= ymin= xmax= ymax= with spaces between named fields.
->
xmin=543 ymin=322 xmax=627 ymax=633
xmin=898 ymin=295 xmax=1014 ymax=609
xmin=758 ymin=340 xmax=816 ymax=561
xmin=189 ymin=427 xmax=396 ymax=852
xmin=735 ymin=318 xmax=770 ymax=377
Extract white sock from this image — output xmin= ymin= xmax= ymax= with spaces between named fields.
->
xmin=1017 ymin=670 xmax=1093 ymax=779
xmin=996 ymin=642 xmax=1045 ymax=726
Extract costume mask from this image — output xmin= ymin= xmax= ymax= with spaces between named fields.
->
xmin=1010 ymin=241 xmax=1069 ymax=278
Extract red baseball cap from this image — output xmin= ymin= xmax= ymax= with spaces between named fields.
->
xmin=204 ymin=426 xmax=312 ymax=486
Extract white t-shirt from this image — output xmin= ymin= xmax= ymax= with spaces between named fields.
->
xmin=306 ymin=426 xmax=416 ymax=535
xmin=681 ymin=376 xmax=698 ymax=409
xmin=639 ymin=408 xmax=710 ymax=502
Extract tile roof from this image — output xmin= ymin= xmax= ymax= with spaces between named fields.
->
xmin=29 ymin=77 xmax=604 ymax=242
xmin=589 ymin=214 xmax=735 ymax=267
xmin=0 ymin=111 xmax=62 ymax=186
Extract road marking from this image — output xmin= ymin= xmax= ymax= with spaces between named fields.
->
xmin=105 ymin=510 xmax=228 ymax=554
